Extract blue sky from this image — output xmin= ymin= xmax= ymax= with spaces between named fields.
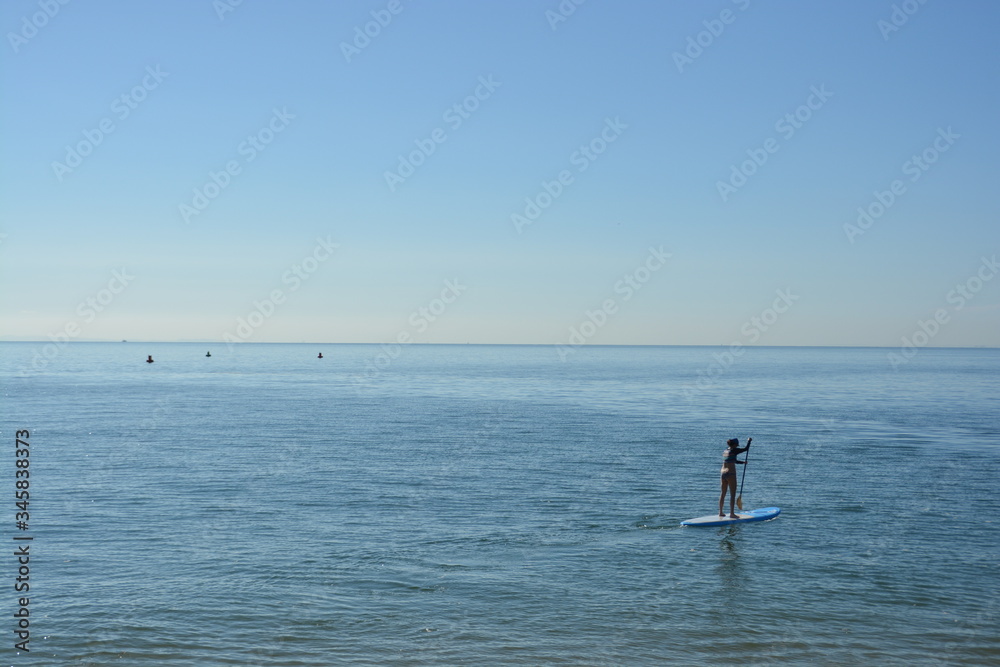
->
xmin=2 ymin=0 xmax=998 ymax=347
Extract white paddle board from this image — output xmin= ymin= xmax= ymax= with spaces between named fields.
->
xmin=680 ymin=506 xmax=780 ymax=527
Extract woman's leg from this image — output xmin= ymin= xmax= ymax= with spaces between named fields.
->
xmin=719 ymin=477 xmax=727 ymax=516
xmin=728 ymin=476 xmax=738 ymax=517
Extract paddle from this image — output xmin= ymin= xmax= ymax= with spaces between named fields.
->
xmin=736 ymin=437 xmax=752 ymax=511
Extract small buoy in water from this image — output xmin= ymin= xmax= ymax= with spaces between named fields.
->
xmin=206 ymin=351 xmax=211 ymax=357
xmin=317 ymin=352 xmax=323 ymax=359
xmin=146 ymin=355 xmax=154 ymax=364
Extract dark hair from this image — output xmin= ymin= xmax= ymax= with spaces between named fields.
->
xmin=726 ymin=438 xmax=739 ymax=447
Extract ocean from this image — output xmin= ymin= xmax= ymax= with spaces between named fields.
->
xmin=2 ymin=342 xmax=998 ymax=665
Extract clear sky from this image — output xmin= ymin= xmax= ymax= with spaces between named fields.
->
xmin=2 ymin=0 xmax=998 ymax=347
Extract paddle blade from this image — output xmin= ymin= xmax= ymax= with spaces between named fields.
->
xmin=736 ymin=495 xmax=743 ymax=510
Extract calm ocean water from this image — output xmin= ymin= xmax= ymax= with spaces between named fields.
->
xmin=1 ymin=342 xmax=998 ymax=665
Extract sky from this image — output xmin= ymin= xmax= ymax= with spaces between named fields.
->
xmin=1 ymin=0 xmax=998 ymax=347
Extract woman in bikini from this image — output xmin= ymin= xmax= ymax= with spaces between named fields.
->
xmin=719 ymin=437 xmax=751 ymax=518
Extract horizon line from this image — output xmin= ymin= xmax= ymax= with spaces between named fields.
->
xmin=1 ymin=339 xmax=997 ymax=351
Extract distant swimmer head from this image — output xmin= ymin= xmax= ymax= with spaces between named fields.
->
xmin=318 ymin=352 xmax=323 ymax=358
xmin=146 ymin=355 xmax=154 ymax=363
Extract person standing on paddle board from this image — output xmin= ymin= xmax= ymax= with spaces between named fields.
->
xmin=719 ymin=438 xmax=750 ymax=518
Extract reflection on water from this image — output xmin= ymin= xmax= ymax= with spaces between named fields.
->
xmin=717 ymin=525 xmax=745 ymax=599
